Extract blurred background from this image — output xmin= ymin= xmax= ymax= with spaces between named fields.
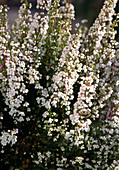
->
xmin=0 ymin=0 xmax=105 ymax=27
xmin=0 ymin=0 xmax=118 ymax=32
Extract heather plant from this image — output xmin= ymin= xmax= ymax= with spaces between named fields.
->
xmin=0 ymin=0 xmax=119 ymax=169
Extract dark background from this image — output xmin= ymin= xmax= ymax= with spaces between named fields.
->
xmin=0 ymin=0 xmax=106 ymax=27
xmin=0 ymin=0 xmax=119 ymax=28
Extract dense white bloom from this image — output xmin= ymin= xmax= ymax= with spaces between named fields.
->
xmin=0 ymin=129 xmax=18 ymax=146
xmin=0 ymin=0 xmax=119 ymax=169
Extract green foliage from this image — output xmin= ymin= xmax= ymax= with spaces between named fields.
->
xmin=0 ymin=0 xmax=119 ymax=169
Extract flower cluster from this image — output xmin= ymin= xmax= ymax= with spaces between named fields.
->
xmin=0 ymin=129 xmax=18 ymax=146
xmin=0 ymin=0 xmax=119 ymax=169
